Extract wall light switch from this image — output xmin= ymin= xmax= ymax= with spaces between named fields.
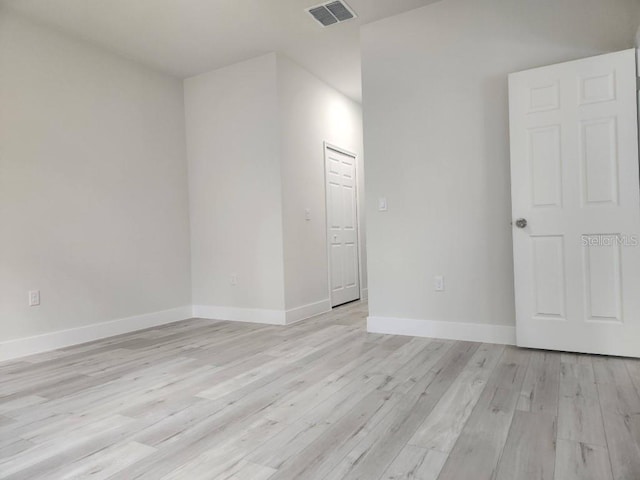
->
xmin=230 ymin=274 xmax=238 ymax=286
xmin=305 ymin=208 xmax=311 ymax=221
xmin=434 ymin=276 xmax=445 ymax=292
xmin=29 ymin=290 xmax=40 ymax=306
xmin=378 ymin=197 xmax=388 ymax=211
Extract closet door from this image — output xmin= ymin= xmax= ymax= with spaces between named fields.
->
xmin=325 ymin=144 xmax=360 ymax=307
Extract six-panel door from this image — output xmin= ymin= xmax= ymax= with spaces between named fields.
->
xmin=509 ymin=49 xmax=640 ymax=357
xmin=325 ymin=145 xmax=360 ymax=307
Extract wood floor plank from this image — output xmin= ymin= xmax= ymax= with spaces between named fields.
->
xmin=379 ymin=444 xmax=447 ymax=480
xmin=376 ymin=340 xmax=453 ymax=394
xmin=408 ymin=343 xmax=504 ymax=453
xmin=219 ymin=460 xmax=277 ymax=480
xmin=485 ymin=346 xmax=531 ymax=390
xmin=0 ymin=415 xmax=138 ymax=480
xmin=436 ymin=347 xmax=531 ymax=480
xmin=336 ymin=342 xmax=482 ymax=480
xmin=0 ymin=416 xmax=13 ymax=428
xmin=45 ymin=441 xmax=156 ymax=480
xmin=436 ymin=386 xmax=520 ymax=480
xmin=302 ymin=392 xmax=413 ymax=480
xmin=114 ymin=338 xmax=383 ymax=477
xmin=593 ymin=356 xmax=633 ymax=385
xmin=560 ymin=358 xmax=595 ymax=385
xmin=517 ymin=350 xmax=560 ymax=414
xmin=263 ymin=345 xmax=390 ymax=424
xmin=265 ymin=389 xmax=402 ymax=480
xmin=554 ymin=439 xmax=613 ymax=480
xmin=157 ymin=417 xmax=286 ymax=480
xmin=0 ymin=396 xmax=47 ymax=416
xmin=0 ymin=438 xmax=34 ymax=460
xmin=0 ymin=300 xmax=636 ymax=480
xmin=558 ymin=378 xmax=606 ymax=446
xmin=494 ymin=411 xmax=556 ymax=480
xmin=248 ymin=420 xmax=331 ymax=470
xmin=600 ymin=411 xmax=640 ymax=480
xmin=597 ymin=382 xmax=640 ymax=417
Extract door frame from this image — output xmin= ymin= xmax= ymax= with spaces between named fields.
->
xmin=323 ymin=141 xmax=363 ymax=307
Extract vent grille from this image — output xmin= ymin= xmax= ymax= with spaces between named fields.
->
xmin=307 ymin=1 xmax=356 ymax=27
xmin=325 ymin=1 xmax=353 ymax=21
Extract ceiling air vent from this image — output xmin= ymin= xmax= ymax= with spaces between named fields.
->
xmin=307 ymin=1 xmax=357 ymax=27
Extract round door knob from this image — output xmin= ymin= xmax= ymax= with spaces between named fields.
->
xmin=515 ymin=218 xmax=528 ymax=229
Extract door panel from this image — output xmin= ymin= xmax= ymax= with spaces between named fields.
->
xmin=325 ymin=145 xmax=360 ymax=307
xmin=583 ymin=239 xmax=622 ymax=322
xmin=509 ymin=49 xmax=640 ymax=357
xmin=531 ymin=235 xmax=566 ymax=319
xmin=343 ymin=185 xmax=355 ymax=229
xmin=529 ymin=125 xmax=562 ymax=207
xmin=344 ymin=243 xmax=357 ymax=287
xmin=581 ymin=118 xmax=618 ymax=205
xmin=329 ymin=182 xmax=341 ymax=228
xmin=330 ymin=244 xmax=343 ymax=291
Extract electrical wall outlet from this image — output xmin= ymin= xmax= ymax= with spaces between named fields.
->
xmin=29 ymin=290 xmax=40 ymax=306
xmin=230 ymin=274 xmax=238 ymax=286
xmin=434 ymin=276 xmax=445 ymax=292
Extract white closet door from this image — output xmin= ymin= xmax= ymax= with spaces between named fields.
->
xmin=509 ymin=49 xmax=640 ymax=357
xmin=325 ymin=144 xmax=360 ymax=307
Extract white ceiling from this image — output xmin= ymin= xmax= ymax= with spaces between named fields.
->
xmin=0 ymin=0 xmax=440 ymax=102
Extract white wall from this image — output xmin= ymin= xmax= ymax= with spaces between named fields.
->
xmin=185 ymin=54 xmax=286 ymax=313
xmin=0 ymin=12 xmax=192 ymax=344
xmin=0 ymin=12 xmax=363 ymax=358
xmin=185 ymin=53 xmax=365 ymax=321
xmin=276 ymin=55 xmax=366 ymax=312
xmin=362 ymin=0 xmax=639 ymax=336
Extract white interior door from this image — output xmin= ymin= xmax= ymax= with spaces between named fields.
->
xmin=509 ymin=49 xmax=640 ymax=357
xmin=325 ymin=144 xmax=360 ymax=307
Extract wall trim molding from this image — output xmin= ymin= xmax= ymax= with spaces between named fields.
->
xmin=192 ymin=305 xmax=287 ymax=325
xmin=367 ymin=316 xmax=516 ymax=345
xmin=361 ymin=288 xmax=368 ymax=301
xmin=194 ymin=300 xmax=333 ymax=326
xmin=286 ymin=299 xmax=331 ymax=324
xmin=0 ymin=306 xmax=193 ymax=362
xmin=0 ymin=300 xmax=338 ymax=362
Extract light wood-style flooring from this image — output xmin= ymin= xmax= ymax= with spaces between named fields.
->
xmin=1 ymin=301 xmax=640 ymax=479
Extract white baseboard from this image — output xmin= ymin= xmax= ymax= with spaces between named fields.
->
xmin=193 ymin=300 xmax=332 ymax=326
xmin=285 ymin=299 xmax=331 ymax=324
xmin=0 ymin=306 xmax=193 ymax=362
xmin=361 ymin=288 xmax=368 ymax=301
xmin=367 ymin=316 xmax=516 ymax=345
xmin=0 ymin=299 xmax=334 ymax=362
xmin=193 ymin=305 xmax=287 ymax=325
